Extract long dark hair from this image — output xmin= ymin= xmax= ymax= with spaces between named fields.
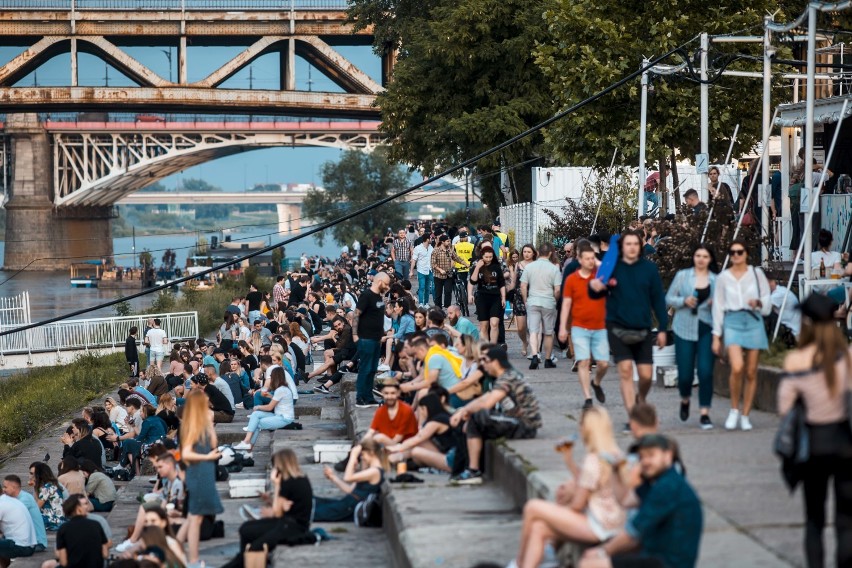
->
xmin=29 ymin=461 xmax=58 ymax=492
xmin=419 ymin=393 xmax=448 ymax=421
xmin=691 ymin=244 xmax=719 ymax=274
xmin=798 ymin=319 xmax=850 ymax=397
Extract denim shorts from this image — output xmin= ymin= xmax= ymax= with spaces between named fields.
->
xmin=571 ymin=326 xmax=609 ymax=362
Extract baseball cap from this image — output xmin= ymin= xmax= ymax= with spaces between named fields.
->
xmin=635 ymin=434 xmax=672 ymax=451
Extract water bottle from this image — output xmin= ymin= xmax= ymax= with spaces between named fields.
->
xmin=691 ymin=290 xmax=700 ymax=315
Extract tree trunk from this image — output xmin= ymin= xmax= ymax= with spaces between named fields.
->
xmin=669 ymin=147 xmax=680 ymax=213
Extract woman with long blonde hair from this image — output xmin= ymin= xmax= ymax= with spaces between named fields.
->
xmin=514 ymin=407 xmax=627 ymax=568
xmin=176 ymin=390 xmax=223 ymax=566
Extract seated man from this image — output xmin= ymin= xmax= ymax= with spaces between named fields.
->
xmin=307 ymin=317 xmax=355 ymax=381
xmin=0 ymin=476 xmax=45 ymax=553
xmin=43 ymin=495 xmax=108 ymax=568
xmin=445 ymin=304 xmax=480 ymax=341
xmin=580 ymin=435 xmax=702 ymax=568
xmin=401 ymin=334 xmax=465 ymax=407
xmin=450 ymin=346 xmax=541 ymax=485
xmin=366 ymin=380 xmax=418 ymax=447
xmin=0 ymin=490 xmax=37 ymax=568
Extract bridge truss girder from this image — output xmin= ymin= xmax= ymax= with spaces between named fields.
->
xmin=53 ymin=129 xmax=384 ymax=207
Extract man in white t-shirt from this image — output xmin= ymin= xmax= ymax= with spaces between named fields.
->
xmin=0 ymin=493 xmax=38 ymax=565
xmin=144 ymin=318 xmax=168 ymax=369
xmin=767 ymin=276 xmax=802 ymax=339
xmin=521 ymin=243 xmax=563 ymax=370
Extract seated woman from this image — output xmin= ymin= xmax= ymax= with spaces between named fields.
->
xmin=90 ymin=409 xmax=119 ymax=460
xmin=514 ymin=407 xmax=628 ymax=568
xmin=315 ymin=437 xmax=386 ymax=522
xmin=57 ymin=455 xmax=86 ymax=496
xmin=156 ymin=393 xmax=181 ymax=437
xmin=222 ymin=449 xmax=314 ymax=568
xmin=109 ymin=404 xmax=167 ymax=479
xmin=104 ymin=396 xmax=129 ymax=433
xmin=79 ymin=458 xmax=117 ymax=512
xmin=234 ymin=367 xmax=295 ymax=452
xmin=386 ymin=393 xmax=459 ymax=473
xmin=118 ymin=507 xmax=187 ymax=564
xmin=447 ymin=334 xmax=485 ymax=404
xmin=28 ymin=461 xmax=65 ymax=531
xmin=135 ymin=525 xmax=186 ymax=567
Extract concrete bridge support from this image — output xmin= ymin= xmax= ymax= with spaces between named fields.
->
xmin=3 ymin=114 xmax=112 ymax=270
xmin=277 ymin=203 xmax=303 ymax=236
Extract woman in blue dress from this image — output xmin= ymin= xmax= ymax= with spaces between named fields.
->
xmin=178 ymin=390 xmax=223 ymax=567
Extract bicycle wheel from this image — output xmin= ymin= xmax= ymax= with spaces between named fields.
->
xmin=454 ymin=279 xmax=469 ymax=316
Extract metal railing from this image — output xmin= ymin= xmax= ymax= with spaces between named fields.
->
xmin=2 ymin=0 xmax=348 ymax=10
xmin=0 ymin=311 xmax=198 ymax=363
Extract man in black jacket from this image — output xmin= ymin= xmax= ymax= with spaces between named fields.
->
xmin=125 ymin=326 xmax=139 ymax=378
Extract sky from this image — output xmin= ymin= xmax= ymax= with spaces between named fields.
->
xmin=0 ymin=42 xmax=384 ymax=190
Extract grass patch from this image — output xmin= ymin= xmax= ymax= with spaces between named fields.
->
xmin=759 ymin=338 xmax=789 ymax=369
xmin=0 ymin=352 xmax=127 ymax=456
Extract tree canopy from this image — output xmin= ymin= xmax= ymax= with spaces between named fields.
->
xmin=303 ymin=147 xmax=409 ymax=246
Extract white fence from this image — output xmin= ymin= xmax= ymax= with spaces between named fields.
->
xmin=499 ymin=202 xmax=563 ymax=248
xmin=0 ymin=311 xmax=199 ymax=365
xmin=0 ymin=291 xmax=31 ymax=328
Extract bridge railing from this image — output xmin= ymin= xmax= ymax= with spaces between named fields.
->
xmin=0 ymin=311 xmax=199 ymax=363
xmin=2 ymin=0 xmax=348 ymax=10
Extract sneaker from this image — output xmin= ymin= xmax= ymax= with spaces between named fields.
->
xmin=372 ymin=388 xmax=384 ymax=400
xmin=740 ymin=415 xmax=753 ymax=431
xmin=450 ymin=469 xmax=483 ymax=485
xmin=544 ymin=359 xmax=556 ymax=369
xmin=235 ymin=402 xmax=244 ymax=409
xmin=550 ymin=355 xmax=558 ymax=364
xmin=355 ymin=399 xmax=380 ymax=409
xmin=529 ymin=355 xmax=540 ymax=370
xmin=724 ymin=409 xmax=740 ymax=430
xmin=115 ymin=539 xmax=136 ymax=553
xmin=241 ymin=427 xmax=249 ymax=432
xmin=700 ymin=415 xmax=714 ymax=430
xmin=239 ymin=504 xmax=262 ymax=521
xmin=313 ymin=384 xmax=330 ymax=395
xmin=571 ymin=360 xmax=579 ymax=373
xmin=591 ymin=381 xmax=606 ymax=404
xmin=148 ymin=477 xmax=157 ymax=485
xmin=679 ymin=400 xmax=690 ymax=422
xmin=377 ymin=364 xmax=391 ymax=372
xmin=582 ymin=398 xmax=593 ymax=410
xmin=376 ymin=371 xmax=394 ymax=381
xmin=233 ymin=441 xmax=252 ymax=451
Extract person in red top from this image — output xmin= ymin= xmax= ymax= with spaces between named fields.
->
xmin=366 ymin=381 xmax=419 ymax=446
xmin=559 ymin=241 xmax=609 ymax=410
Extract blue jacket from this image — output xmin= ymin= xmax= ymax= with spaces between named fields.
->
xmin=666 ymin=268 xmax=716 ymax=342
xmin=136 ymin=416 xmax=167 ymax=445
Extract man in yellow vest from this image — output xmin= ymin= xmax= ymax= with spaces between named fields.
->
xmin=454 ymin=231 xmax=475 ymax=288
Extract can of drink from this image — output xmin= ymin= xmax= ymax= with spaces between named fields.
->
xmin=396 ymin=461 xmax=407 ymax=475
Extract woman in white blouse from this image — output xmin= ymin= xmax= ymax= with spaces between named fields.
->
xmin=711 ymin=239 xmax=771 ymax=432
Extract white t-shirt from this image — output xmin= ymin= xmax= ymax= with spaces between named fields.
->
xmin=770 ymin=286 xmax=802 ymax=337
xmin=272 ymin=386 xmax=296 ymax=420
xmin=0 ymin=494 xmax=37 ymax=546
xmin=264 ymin=365 xmax=299 ymax=401
xmin=811 ymin=250 xmax=842 ymax=270
xmin=145 ymin=328 xmax=168 ymax=353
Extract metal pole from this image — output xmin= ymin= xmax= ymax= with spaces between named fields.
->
xmin=132 ymin=226 xmax=136 ymax=269
xmin=803 ymin=4 xmax=817 ymax=280
xmin=761 ymin=16 xmax=773 ymax=263
xmin=638 ymin=59 xmax=649 ymax=219
xmin=700 ymin=33 xmax=709 ymax=202
xmin=774 ymin=98 xmax=849 ymax=341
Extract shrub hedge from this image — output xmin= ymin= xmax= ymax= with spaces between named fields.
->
xmin=0 ymin=352 xmax=127 ymax=457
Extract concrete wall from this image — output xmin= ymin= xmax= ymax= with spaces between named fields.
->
xmin=713 ymin=361 xmax=782 ymax=414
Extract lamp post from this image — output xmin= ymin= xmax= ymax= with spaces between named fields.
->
xmin=161 ymin=48 xmax=173 ymax=83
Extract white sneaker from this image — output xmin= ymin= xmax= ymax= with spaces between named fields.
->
xmin=377 ymin=364 xmax=390 ymax=372
xmin=233 ymin=441 xmax=252 ymax=451
xmin=724 ymin=409 xmax=740 ymax=430
xmin=241 ymin=427 xmax=248 ymax=432
xmin=740 ymin=415 xmax=753 ymax=431
xmin=115 ymin=539 xmax=136 ymax=553
xmin=235 ymin=402 xmax=244 ymax=409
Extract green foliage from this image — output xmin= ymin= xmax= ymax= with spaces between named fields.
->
xmin=303 ymin=147 xmax=408 ymax=246
xmin=535 ymin=0 xmax=788 ymax=166
xmin=349 ymin=0 xmax=553 ymax=210
xmin=113 ymin=296 xmax=133 ymax=317
xmin=0 ymin=353 xmax=127 ymax=453
xmin=271 ymin=247 xmax=284 ymax=274
xmin=138 ymin=250 xmax=153 ymax=270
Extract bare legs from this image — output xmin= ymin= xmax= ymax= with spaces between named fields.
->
xmin=516 ymin=499 xmax=600 ymax=568
xmin=516 ymin=315 xmax=528 ymax=356
xmin=727 ymin=345 xmax=759 ymax=416
xmin=488 ymin=317 xmax=500 ymax=343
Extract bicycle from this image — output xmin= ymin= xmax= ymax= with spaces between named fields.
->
xmin=452 ymin=270 xmax=470 ymax=316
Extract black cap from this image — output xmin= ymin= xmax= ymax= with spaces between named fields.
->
xmin=799 ymin=293 xmax=838 ymax=323
xmin=213 ymin=348 xmax=227 ymax=355
xmin=191 ymin=374 xmax=209 ymax=386
xmin=635 ymin=434 xmax=672 ymax=451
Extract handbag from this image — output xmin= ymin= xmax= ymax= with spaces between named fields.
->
xmin=354 ymin=492 xmax=383 ymax=527
xmin=244 ymin=544 xmax=268 ymax=568
xmin=610 ymin=325 xmax=648 ymax=345
xmin=774 ymin=396 xmax=809 ymax=463
xmin=741 ymin=209 xmax=757 ymax=226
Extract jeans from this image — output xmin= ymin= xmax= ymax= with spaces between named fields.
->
xmin=433 ymin=276 xmax=454 ymax=308
xmin=246 ymin=410 xmax=292 ymax=445
xmin=644 ymin=191 xmax=659 ymax=215
xmin=355 ymin=338 xmax=381 ymax=403
xmin=394 ymin=260 xmax=411 ymax=280
xmin=417 ymin=272 xmax=434 ymax=305
xmin=313 ymin=495 xmax=359 ymax=522
xmin=253 ymin=392 xmax=271 ymax=407
xmin=89 ymin=497 xmax=114 ymax=512
xmin=248 ymin=310 xmax=262 ymax=324
xmin=673 ymin=325 xmax=714 ymax=408
xmin=0 ymin=538 xmax=35 ymax=560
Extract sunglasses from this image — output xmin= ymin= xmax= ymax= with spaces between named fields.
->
xmin=729 ymin=249 xmax=746 ymax=256
xmin=479 ymin=357 xmax=491 ymax=363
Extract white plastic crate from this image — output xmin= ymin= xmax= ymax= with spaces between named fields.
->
xmin=229 ymin=478 xmax=267 ymax=499
xmin=313 ymin=441 xmax=351 ymax=464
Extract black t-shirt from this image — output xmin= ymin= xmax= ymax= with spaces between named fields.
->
xmin=246 ymin=291 xmax=263 ymax=312
xmin=471 ymin=261 xmax=506 ymax=295
xmin=204 ymin=385 xmax=235 ymax=415
xmin=429 ymin=413 xmax=456 ymax=454
xmin=266 ymin=320 xmax=280 ymax=334
xmin=288 ymin=279 xmax=306 ymax=305
xmin=279 ymin=476 xmax=314 ymax=531
xmin=241 ymin=354 xmax=259 ymax=374
xmin=355 ymin=289 xmax=386 ymax=340
xmin=56 ymin=516 xmax=107 ymax=568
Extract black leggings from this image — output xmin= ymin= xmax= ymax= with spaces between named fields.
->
xmin=802 ymin=454 xmax=852 ymax=568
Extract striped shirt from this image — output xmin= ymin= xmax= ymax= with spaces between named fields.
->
xmin=392 ymin=237 xmax=412 ymax=262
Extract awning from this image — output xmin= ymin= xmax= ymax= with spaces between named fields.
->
xmin=775 ymin=93 xmax=852 ymax=127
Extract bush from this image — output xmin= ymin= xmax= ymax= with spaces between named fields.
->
xmin=0 ymin=352 xmax=127 ymax=455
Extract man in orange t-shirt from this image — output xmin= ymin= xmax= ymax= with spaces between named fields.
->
xmin=558 ymin=242 xmax=609 ymax=410
xmin=367 ymin=381 xmax=419 ymax=446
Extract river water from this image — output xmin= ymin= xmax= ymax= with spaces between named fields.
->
xmin=0 ymin=227 xmax=340 ymax=322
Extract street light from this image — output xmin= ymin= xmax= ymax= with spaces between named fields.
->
xmin=161 ymin=48 xmax=173 ymax=83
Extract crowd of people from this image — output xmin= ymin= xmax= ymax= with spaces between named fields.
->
xmin=1 ymin=206 xmax=850 ymax=568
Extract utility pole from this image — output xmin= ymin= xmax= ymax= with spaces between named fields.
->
xmin=638 ymin=59 xmax=649 ymax=219
xmin=700 ymin=33 xmax=709 ymax=202
xmin=464 ymin=169 xmax=470 ymax=226
xmin=249 ymin=66 xmax=254 ymax=90
xmin=104 ymin=63 xmax=109 ymax=87
xmin=761 ymin=15 xmax=773 ymax=262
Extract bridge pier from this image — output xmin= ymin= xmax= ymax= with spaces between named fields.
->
xmin=277 ymin=203 xmax=302 ymax=236
xmin=3 ymin=114 xmax=113 ymax=271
